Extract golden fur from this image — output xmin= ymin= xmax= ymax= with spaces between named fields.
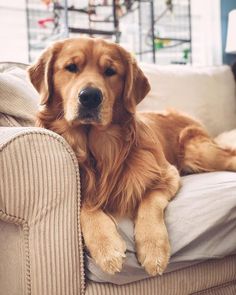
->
xmin=28 ymin=37 xmax=236 ymax=276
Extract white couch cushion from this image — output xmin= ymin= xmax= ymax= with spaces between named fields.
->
xmin=86 ymin=172 xmax=236 ymax=285
xmin=139 ymin=64 xmax=236 ymax=136
xmin=215 ymin=129 xmax=236 ymax=149
xmin=0 ymin=65 xmax=38 ymax=124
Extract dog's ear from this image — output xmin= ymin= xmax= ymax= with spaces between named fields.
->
xmin=28 ymin=42 xmax=61 ymax=106
xmin=122 ymin=50 xmax=151 ymax=113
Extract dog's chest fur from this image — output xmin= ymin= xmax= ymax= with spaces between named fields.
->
xmin=88 ymin=125 xmax=162 ymax=215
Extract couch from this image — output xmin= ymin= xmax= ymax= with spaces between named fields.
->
xmin=0 ymin=62 xmax=236 ymax=295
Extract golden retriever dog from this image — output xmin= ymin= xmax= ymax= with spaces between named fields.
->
xmin=28 ymin=37 xmax=236 ymax=276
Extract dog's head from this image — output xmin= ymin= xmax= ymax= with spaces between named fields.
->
xmin=28 ymin=37 xmax=150 ymax=127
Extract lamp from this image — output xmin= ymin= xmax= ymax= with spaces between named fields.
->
xmin=225 ymin=9 xmax=236 ymax=54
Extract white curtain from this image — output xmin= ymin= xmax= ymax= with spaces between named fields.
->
xmin=191 ymin=0 xmax=222 ymax=65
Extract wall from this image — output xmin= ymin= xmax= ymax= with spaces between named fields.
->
xmin=0 ymin=1 xmax=235 ymax=65
xmin=0 ymin=0 xmax=28 ymax=63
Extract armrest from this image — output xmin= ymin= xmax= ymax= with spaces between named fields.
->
xmin=0 ymin=127 xmax=85 ymax=295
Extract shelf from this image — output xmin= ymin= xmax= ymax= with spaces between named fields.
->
xmin=69 ymin=27 xmax=120 ymax=37
xmin=26 ymin=0 xmax=191 ymax=65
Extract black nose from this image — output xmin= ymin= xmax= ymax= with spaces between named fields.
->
xmin=79 ymin=87 xmax=102 ymax=109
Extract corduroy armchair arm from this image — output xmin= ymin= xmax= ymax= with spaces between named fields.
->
xmin=0 ymin=127 xmax=85 ymax=295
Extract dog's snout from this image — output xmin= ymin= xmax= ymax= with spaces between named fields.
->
xmin=79 ymin=87 xmax=102 ymax=109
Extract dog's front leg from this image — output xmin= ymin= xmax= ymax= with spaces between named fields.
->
xmin=135 ymin=165 xmax=180 ymax=276
xmin=81 ymin=206 xmax=126 ymax=274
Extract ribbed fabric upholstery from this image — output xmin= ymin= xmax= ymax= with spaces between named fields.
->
xmin=0 ymin=113 xmax=22 ymax=127
xmin=0 ymin=127 xmax=85 ymax=295
xmin=86 ymin=255 xmax=236 ymax=295
xmin=193 ymin=281 xmax=236 ymax=295
xmin=0 ymin=220 xmax=25 ymax=295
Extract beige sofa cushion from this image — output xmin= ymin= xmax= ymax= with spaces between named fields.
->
xmin=86 ymin=255 xmax=236 ymax=295
xmin=0 ymin=221 xmax=26 ymax=295
xmin=0 ymin=64 xmax=38 ymax=126
xmin=140 ymin=64 xmax=236 ymax=136
xmin=86 ymin=172 xmax=236 ymax=284
xmin=0 ymin=127 xmax=84 ymax=295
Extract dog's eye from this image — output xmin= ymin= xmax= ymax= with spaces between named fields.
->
xmin=65 ymin=63 xmax=78 ymax=73
xmin=104 ymin=67 xmax=116 ymax=77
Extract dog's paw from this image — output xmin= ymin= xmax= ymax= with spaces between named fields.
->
xmin=91 ymin=233 xmax=127 ymax=274
xmin=135 ymin=230 xmax=170 ymax=276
